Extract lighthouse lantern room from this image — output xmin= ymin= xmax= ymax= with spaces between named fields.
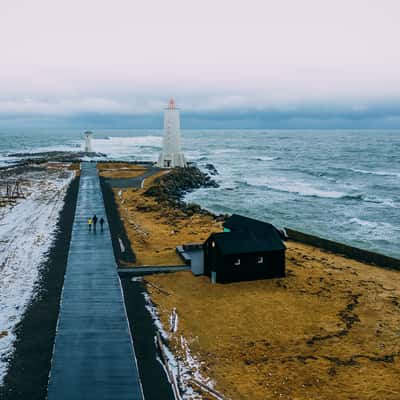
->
xmin=157 ymin=98 xmax=187 ymax=168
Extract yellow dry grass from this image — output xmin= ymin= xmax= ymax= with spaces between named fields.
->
xmin=146 ymin=242 xmax=400 ymax=400
xmin=116 ymin=185 xmax=222 ymax=265
xmin=47 ymin=162 xmax=81 ymax=176
xmin=97 ymin=162 xmax=206 ymax=266
xmin=67 ymin=162 xmax=81 ymax=176
xmin=97 ymin=162 xmax=148 ymax=179
xmin=142 ymin=170 xmax=170 ymax=189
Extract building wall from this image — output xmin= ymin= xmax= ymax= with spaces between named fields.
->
xmin=216 ymin=251 xmax=285 ymax=283
xmin=285 ymin=228 xmax=400 ymax=270
xmin=203 ymin=238 xmax=220 ymax=277
xmin=204 ymin=238 xmax=285 ymax=283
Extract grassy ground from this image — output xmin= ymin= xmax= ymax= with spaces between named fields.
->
xmin=97 ymin=162 xmax=148 ymax=179
xmin=146 ymin=242 xmax=400 ymax=400
xmin=100 ymin=163 xmax=222 ymax=266
xmin=115 ymin=183 xmax=222 ymax=265
xmin=97 ymin=162 xmax=400 ymax=398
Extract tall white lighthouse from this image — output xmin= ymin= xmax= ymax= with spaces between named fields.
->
xmin=157 ymin=99 xmax=187 ymax=168
xmin=84 ymin=131 xmax=93 ymax=153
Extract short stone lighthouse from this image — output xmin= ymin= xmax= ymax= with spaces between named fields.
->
xmin=84 ymin=131 xmax=93 ymax=153
xmin=157 ymin=99 xmax=187 ymax=168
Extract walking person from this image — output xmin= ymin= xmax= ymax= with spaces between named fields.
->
xmin=88 ymin=217 xmax=93 ymax=231
xmin=100 ymin=217 xmax=105 ymax=232
xmin=92 ymin=214 xmax=98 ymax=231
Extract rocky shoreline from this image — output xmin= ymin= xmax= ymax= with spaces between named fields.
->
xmin=143 ymin=166 xmax=224 ymax=218
xmin=6 ymin=150 xmax=107 ymax=165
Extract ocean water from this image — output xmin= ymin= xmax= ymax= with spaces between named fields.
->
xmin=0 ymin=129 xmax=399 ymax=259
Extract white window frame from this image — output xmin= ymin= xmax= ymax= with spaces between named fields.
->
xmin=257 ymin=256 xmax=264 ymax=264
xmin=234 ymin=258 xmax=241 ymax=266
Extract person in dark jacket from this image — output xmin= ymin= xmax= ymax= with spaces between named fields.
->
xmin=92 ymin=214 xmax=98 ymax=230
xmin=100 ymin=217 xmax=105 ymax=232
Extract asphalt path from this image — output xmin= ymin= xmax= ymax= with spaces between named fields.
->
xmin=47 ymin=162 xmax=144 ymax=400
xmin=104 ymin=167 xmax=160 ymax=189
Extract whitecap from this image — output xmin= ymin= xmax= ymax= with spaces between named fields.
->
xmin=213 ymin=148 xmax=241 ymax=154
xmin=253 ymin=156 xmax=280 ymax=161
xmin=350 ymin=168 xmax=400 ymax=178
xmin=347 ymin=218 xmax=399 ymax=238
xmin=245 ymin=177 xmax=348 ymax=199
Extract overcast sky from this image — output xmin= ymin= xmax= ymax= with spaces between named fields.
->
xmin=0 ymin=0 xmax=400 ymax=126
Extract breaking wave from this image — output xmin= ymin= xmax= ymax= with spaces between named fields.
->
xmin=350 ymin=168 xmax=400 ymax=178
xmin=253 ymin=156 xmax=281 ymax=161
xmin=244 ymin=177 xmax=366 ymax=200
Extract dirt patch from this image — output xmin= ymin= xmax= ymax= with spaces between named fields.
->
xmin=145 ymin=241 xmax=400 ymax=400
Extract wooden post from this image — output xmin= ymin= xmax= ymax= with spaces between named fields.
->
xmin=156 ymin=332 xmax=182 ymax=400
xmin=190 ymin=378 xmax=227 ymax=400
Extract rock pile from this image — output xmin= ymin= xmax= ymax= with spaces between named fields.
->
xmin=9 ymin=151 xmax=107 ymax=163
xmin=144 ymin=166 xmax=221 ymax=217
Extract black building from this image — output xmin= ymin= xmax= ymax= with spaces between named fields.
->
xmin=203 ymin=215 xmax=286 ymax=283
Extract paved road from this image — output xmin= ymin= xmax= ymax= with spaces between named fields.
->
xmin=47 ymin=162 xmax=143 ymax=400
xmin=104 ymin=166 xmax=160 ymax=189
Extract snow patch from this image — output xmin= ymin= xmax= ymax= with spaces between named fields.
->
xmin=143 ymin=291 xmax=219 ymax=400
xmin=0 ymin=169 xmax=74 ymax=384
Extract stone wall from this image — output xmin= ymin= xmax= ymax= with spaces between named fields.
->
xmin=285 ymin=228 xmax=400 ymax=270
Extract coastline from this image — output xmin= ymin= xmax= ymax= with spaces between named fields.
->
xmin=0 ymin=158 xmax=399 ymax=399
xmin=102 ymin=161 xmax=400 ymax=400
xmin=98 ymin=163 xmax=223 ymax=267
xmin=0 ymin=168 xmax=80 ymax=399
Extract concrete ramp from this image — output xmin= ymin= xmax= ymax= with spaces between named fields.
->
xmin=47 ymin=162 xmax=143 ymax=400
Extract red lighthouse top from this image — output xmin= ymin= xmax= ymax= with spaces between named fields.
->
xmin=168 ymin=98 xmax=176 ymax=110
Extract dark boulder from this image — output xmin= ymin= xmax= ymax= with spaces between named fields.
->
xmin=143 ymin=166 xmax=219 ymax=216
xmin=205 ymin=163 xmax=219 ymax=175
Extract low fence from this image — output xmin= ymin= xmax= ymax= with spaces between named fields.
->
xmin=285 ymin=227 xmax=400 ymax=270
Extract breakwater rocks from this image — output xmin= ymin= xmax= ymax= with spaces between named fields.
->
xmin=205 ymin=163 xmax=219 ymax=175
xmin=9 ymin=151 xmax=107 ymax=163
xmin=286 ymin=228 xmax=400 ymax=270
xmin=144 ymin=166 xmax=220 ymax=216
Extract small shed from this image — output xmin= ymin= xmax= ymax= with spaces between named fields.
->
xmin=203 ymin=215 xmax=286 ymax=283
